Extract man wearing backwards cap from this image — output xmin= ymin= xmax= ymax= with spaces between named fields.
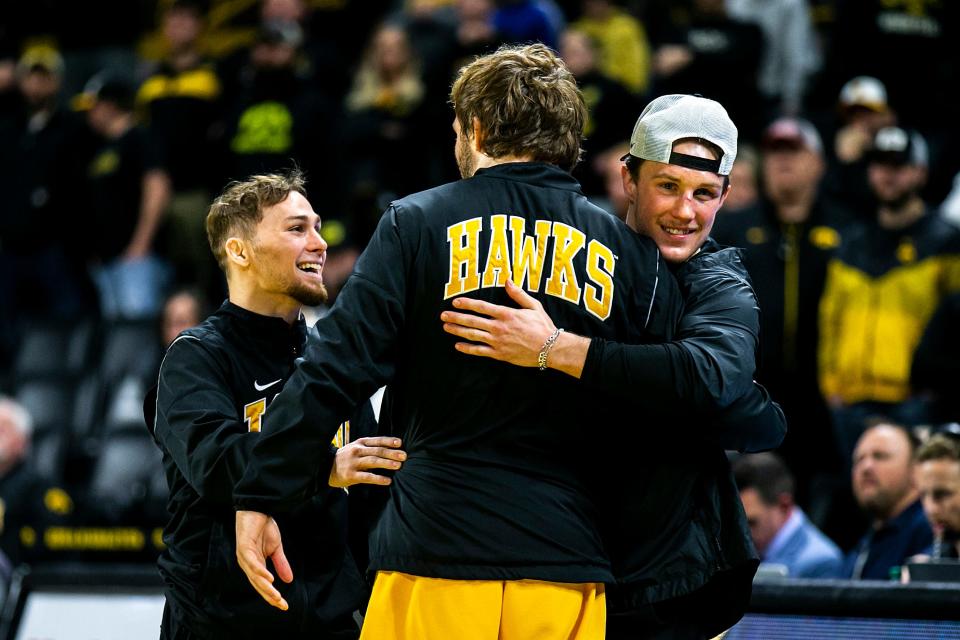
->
xmin=444 ymin=94 xmax=785 ymax=638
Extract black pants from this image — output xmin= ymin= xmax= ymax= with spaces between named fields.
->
xmin=608 ymin=615 xmax=710 ymax=639
xmin=160 ymin=601 xmax=361 ymax=640
xmin=160 ymin=601 xmax=196 ymax=640
xmin=607 ymin=565 xmax=755 ymax=640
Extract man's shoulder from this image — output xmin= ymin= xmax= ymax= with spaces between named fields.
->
xmin=794 ymin=517 xmax=842 ymax=558
xmin=164 ymin=316 xmax=231 ymax=363
xmin=390 ymin=179 xmax=472 ymax=213
xmin=680 ymin=241 xmax=751 ymax=287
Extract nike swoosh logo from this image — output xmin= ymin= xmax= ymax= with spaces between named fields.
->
xmin=254 ymin=378 xmax=282 ymax=391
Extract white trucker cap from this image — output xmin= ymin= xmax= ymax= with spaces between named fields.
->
xmin=624 ymin=94 xmax=738 ymax=176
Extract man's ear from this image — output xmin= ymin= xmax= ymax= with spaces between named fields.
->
xmin=620 ymin=165 xmax=637 ymax=203
xmin=225 ymin=237 xmax=250 ymax=269
xmin=719 ymin=183 xmax=732 ymax=208
xmin=471 ymin=117 xmax=485 ymax=152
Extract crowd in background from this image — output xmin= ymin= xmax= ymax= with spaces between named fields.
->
xmin=1 ymin=0 xmax=960 ymax=584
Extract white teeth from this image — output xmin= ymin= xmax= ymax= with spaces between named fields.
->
xmin=662 ymin=227 xmax=691 ymax=236
xmin=298 ymin=263 xmax=321 ymax=272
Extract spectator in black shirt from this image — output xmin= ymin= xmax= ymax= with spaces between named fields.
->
xmin=0 ymin=46 xmax=96 ymax=365
xmin=137 ymin=0 xmax=225 ymax=298
xmin=561 ymin=28 xmax=639 ymax=199
xmin=649 ymin=0 xmax=765 ymax=141
xmin=83 ymin=76 xmax=172 ymax=319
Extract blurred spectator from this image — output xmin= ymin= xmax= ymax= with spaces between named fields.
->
xmin=0 ymin=46 xmax=97 ymax=366
xmin=942 ymin=173 xmax=960 ymax=228
xmin=560 ymin=28 xmax=637 ymax=198
xmin=160 ymin=287 xmax=210 ymax=348
xmin=911 ymin=293 xmax=960 ymax=425
xmin=825 ymin=0 xmax=957 ymax=135
xmin=220 ymin=20 xmax=336 ymax=186
xmin=723 ymin=143 xmax=758 ymax=213
xmin=819 ymin=127 xmax=960 ymax=460
xmin=0 ymin=47 xmax=17 ymax=122
xmin=342 ymin=23 xmax=433 ymax=240
xmin=0 ymin=396 xmax=33 ymax=574
xmin=137 ymin=0 xmax=225 ymax=299
xmin=832 ymin=77 xmax=894 ymax=166
xmin=843 ymin=422 xmax=933 ymax=579
xmin=733 ymin=452 xmax=843 ymax=578
xmin=713 ymin=117 xmax=854 ymax=506
xmin=573 ymin=0 xmax=650 ymax=95
xmin=451 ymin=0 xmax=507 ymax=70
xmin=915 ymin=433 xmax=960 ymax=560
xmin=82 ymin=75 xmax=173 ymax=320
xmin=493 ymin=0 xmax=559 ymax=50
xmin=822 ymin=76 xmax=896 ymax=216
xmin=592 ymin=141 xmax=630 ymax=220
xmin=396 ymin=0 xmax=506 ymax=124
xmin=725 ymin=0 xmax=820 ymax=117
xmin=648 ymin=0 xmax=764 ymax=141
xmin=0 ymin=397 xmax=73 ymax=571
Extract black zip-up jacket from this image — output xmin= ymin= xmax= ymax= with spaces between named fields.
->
xmin=584 ymin=241 xmax=785 ymax=635
xmin=234 ymin=162 xmax=683 ymax=583
xmin=151 ymin=303 xmax=368 ymax=639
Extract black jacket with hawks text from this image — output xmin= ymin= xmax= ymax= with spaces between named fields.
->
xmin=234 ymin=162 xmax=683 ymax=583
xmin=151 ymin=302 xmax=371 ymax=639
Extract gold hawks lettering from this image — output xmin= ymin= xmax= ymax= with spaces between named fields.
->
xmin=444 ymin=215 xmax=616 ymax=320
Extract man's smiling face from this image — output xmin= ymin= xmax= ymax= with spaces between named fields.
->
xmin=623 ymin=140 xmax=729 ymax=263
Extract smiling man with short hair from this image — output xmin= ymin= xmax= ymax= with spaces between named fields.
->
xmin=151 ymin=170 xmax=405 ymax=640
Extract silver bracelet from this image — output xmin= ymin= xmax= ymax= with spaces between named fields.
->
xmin=538 ymin=328 xmax=564 ymax=371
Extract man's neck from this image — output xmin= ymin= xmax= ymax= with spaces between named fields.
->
xmin=169 ymin=48 xmax=201 ymax=72
xmin=228 ymin=286 xmax=301 ymax=325
xmin=770 ymin=186 xmax=816 ymax=224
xmin=878 ymin=197 xmax=925 ymax=230
xmin=874 ymin=490 xmax=919 ymax=530
xmin=474 ymin=153 xmax=536 ymax=172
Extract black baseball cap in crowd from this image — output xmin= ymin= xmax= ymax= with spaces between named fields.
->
xmin=73 ymin=74 xmax=136 ymax=112
xmin=622 ymin=94 xmax=738 ymax=176
xmin=866 ymin=126 xmax=928 ymax=167
xmin=259 ymin=19 xmax=304 ymax=48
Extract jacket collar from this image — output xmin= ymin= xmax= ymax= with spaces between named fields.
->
xmin=217 ymin=300 xmax=306 ymax=349
xmin=472 ymin=162 xmax=583 ymax=194
xmin=675 ymin=237 xmax=745 ymax=276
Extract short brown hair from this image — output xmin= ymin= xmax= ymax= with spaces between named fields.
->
xmin=732 ymin=452 xmax=795 ymax=505
xmin=206 ymin=170 xmax=307 ymax=272
xmin=450 ymin=43 xmax=586 ymax=172
xmin=916 ymin=434 xmax=960 ymax=464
